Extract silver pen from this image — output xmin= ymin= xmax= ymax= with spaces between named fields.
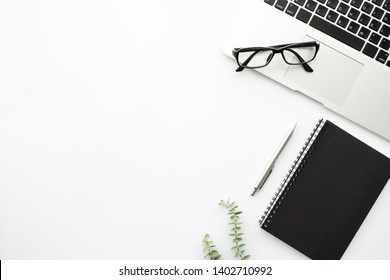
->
xmin=250 ymin=123 xmax=296 ymax=196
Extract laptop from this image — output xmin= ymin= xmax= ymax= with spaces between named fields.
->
xmin=222 ymin=0 xmax=390 ymax=140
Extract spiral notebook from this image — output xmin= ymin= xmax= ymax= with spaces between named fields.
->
xmin=259 ymin=119 xmax=390 ymax=260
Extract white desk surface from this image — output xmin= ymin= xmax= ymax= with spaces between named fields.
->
xmin=1 ymin=0 xmax=389 ymax=260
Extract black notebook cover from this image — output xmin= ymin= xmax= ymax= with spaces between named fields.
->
xmin=260 ymin=119 xmax=390 ymax=260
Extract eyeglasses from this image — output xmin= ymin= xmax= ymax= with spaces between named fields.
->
xmin=232 ymin=41 xmax=320 ymax=73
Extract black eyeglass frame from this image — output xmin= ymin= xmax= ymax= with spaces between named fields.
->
xmin=232 ymin=41 xmax=320 ymax=73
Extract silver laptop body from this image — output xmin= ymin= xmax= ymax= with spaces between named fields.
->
xmin=223 ymin=0 xmax=390 ymax=140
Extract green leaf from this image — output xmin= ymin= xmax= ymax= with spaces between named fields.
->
xmin=243 ymin=255 xmax=251 ymax=260
xmin=210 ymin=251 xmax=220 ymax=258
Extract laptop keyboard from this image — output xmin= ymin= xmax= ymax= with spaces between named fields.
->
xmin=264 ymin=0 xmax=390 ymax=67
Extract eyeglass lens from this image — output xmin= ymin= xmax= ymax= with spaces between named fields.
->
xmin=282 ymin=46 xmax=317 ymax=65
xmin=237 ymin=49 xmax=273 ymax=68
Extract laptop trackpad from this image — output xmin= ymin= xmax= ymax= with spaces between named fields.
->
xmin=284 ymin=36 xmax=363 ymax=106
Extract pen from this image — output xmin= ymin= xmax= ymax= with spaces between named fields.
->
xmin=250 ymin=123 xmax=296 ymax=196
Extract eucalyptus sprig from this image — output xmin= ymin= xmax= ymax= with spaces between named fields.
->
xmin=202 ymin=234 xmax=221 ymax=260
xmin=219 ymin=199 xmax=250 ymax=260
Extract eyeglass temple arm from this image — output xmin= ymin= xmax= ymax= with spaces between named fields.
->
xmin=270 ymin=41 xmax=318 ymax=49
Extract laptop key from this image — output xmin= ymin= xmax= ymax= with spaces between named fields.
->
xmin=369 ymin=19 xmax=382 ymax=31
xmin=275 ymin=0 xmax=288 ymax=11
xmin=326 ymin=0 xmax=339 ymax=9
xmin=371 ymin=0 xmax=384 ymax=6
xmin=305 ymin=0 xmax=318 ymax=11
xmin=348 ymin=21 xmax=361 ymax=33
xmin=369 ymin=32 xmax=382 ymax=44
xmin=309 ymin=15 xmax=365 ymax=50
xmin=363 ymin=43 xmax=379 ymax=58
xmin=358 ymin=14 xmax=371 ymax=25
xmin=380 ymin=38 xmax=390 ymax=50
xmin=376 ymin=50 xmax=389 ymax=63
xmin=384 ymin=1 xmax=390 ymax=12
xmin=296 ymin=7 xmax=313 ymax=23
xmin=264 ymin=0 xmax=277 ymax=5
xmin=337 ymin=15 xmax=350 ymax=27
xmin=316 ymin=5 xmax=329 ymax=17
xmin=286 ymin=3 xmax=299 ymax=16
xmin=294 ymin=0 xmax=306 ymax=6
xmin=380 ymin=24 xmax=390 ymax=36
xmin=348 ymin=8 xmax=360 ymax=20
xmin=361 ymin=2 xmax=374 ymax=14
xmin=327 ymin=10 xmax=339 ymax=22
xmin=337 ymin=3 xmax=350 ymax=15
xmin=358 ymin=26 xmax=371 ymax=38
xmin=351 ymin=0 xmax=363 ymax=9
xmin=383 ymin=13 xmax=390 ymax=25
xmin=372 ymin=7 xmax=384 ymax=20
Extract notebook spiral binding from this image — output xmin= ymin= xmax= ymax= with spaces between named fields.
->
xmin=259 ymin=119 xmax=328 ymax=228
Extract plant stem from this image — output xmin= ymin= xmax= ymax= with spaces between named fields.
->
xmin=219 ymin=199 xmax=250 ymax=260
xmin=202 ymin=234 xmax=221 ymax=260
